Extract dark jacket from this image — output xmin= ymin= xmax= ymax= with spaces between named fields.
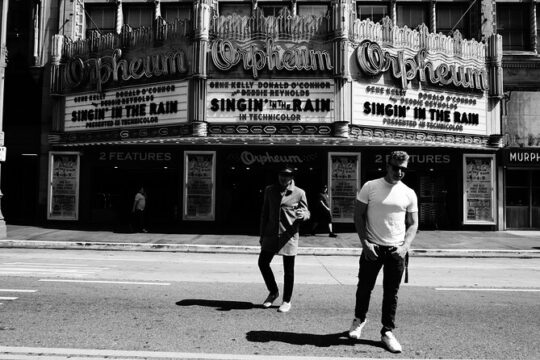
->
xmin=259 ymin=180 xmax=310 ymax=256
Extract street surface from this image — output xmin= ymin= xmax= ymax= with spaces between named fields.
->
xmin=0 ymin=249 xmax=539 ymax=360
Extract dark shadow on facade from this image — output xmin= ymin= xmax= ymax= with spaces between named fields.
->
xmin=246 ymin=330 xmax=385 ymax=349
xmin=176 ymin=299 xmax=266 ymax=311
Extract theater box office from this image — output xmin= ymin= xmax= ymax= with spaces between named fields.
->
xmin=45 ymin=4 xmax=504 ymax=232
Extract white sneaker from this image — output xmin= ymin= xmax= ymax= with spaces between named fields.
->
xmin=277 ymin=302 xmax=291 ymax=313
xmin=262 ymin=292 xmax=279 ymax=308
xmin=348 ymin=318 xmax=367 ymax=339
xmin=381 ymin=331 xmax=402 ymax=353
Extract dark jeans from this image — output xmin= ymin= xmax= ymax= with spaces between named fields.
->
xmin=354 ymin=245 xmax=405 ymax=335
xmin=133 ymin=210 xmax=145 ymax=232
xmin=258 ymin=250 xmax=295 ymax=302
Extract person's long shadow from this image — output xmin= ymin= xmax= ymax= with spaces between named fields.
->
xmin=176 ymin=299 xmax=267 ymax=311
xmin=246 ymin=330 xmax=385 ymax=349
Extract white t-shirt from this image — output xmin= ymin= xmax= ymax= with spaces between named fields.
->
xmin=356 ymin=177 xmax=418 ymax=246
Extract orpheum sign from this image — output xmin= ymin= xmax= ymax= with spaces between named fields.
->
xmin=351 ymin=38 xmax=490 ymax=136
xmin=211 ymin=38 xmax=333 ymax=79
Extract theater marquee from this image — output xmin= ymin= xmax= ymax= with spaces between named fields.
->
xmin=64 ymin=81 xmax=188 ymax=132
xmin=207 ymin=79 xmax=334 ymax=123
xmin=352 ymin=83 xmax=487 ymax=135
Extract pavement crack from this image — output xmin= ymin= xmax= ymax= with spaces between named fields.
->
xmin=314 ymin=256 xmax=343 ymax=285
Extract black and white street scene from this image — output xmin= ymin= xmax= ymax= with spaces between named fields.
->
xmin=1 ymin=0 xmax=540 ymax=359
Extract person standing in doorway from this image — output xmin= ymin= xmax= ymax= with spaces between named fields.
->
xmin=258 ymin=167 xmax=310 ymax=313
xmin=310 ymin=184 xmax=337 ymax=237
xmin=132 ymin=187 xmax=148 ymax=233
xmin=348 ymin=150 xmax=418 ymax=353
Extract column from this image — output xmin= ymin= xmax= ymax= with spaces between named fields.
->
xmin=0 ymin=0 xmax=9 ymax=238
xmin=190 ymin=0 xmax=213 ymax=136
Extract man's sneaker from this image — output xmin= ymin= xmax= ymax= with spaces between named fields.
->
xmin=381 ymin=331 xmax=402 ymax=353
xmin=277 ymin=302 xmax=291 ymax=313
xmin=262 ymin=292 xmax=279 ymax=308
xmin=348 ymin=318 xmax=367 ymax=339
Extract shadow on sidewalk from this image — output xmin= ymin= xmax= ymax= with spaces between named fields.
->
xmin=176 ymin=299 xmax=265 ymax=311
xmin=246 ymin=330 xmax=384 ymax=349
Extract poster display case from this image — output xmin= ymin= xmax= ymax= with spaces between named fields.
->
xmin=463 ymin=154 xmax=496 ymax=225
xmin=328 ymin=153 xmax=361 ymax=223
xmin=183 ymin=151 xmax=216 ymax=221
xmin=48 ymin=152 xmax=80 ymax=220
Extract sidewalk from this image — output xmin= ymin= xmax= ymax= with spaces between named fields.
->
xmin=1 ymin=224 xmax=540 ymax=257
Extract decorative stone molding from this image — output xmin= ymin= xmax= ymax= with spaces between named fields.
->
xmin=207 ymin=124 xmax=333 ymax=136
xmin=211 ymin=7 xmax=330 ymax=41
xmin=349 ymin=125 xmax=491 ymax=147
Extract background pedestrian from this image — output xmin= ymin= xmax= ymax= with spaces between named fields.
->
xmin=132 ymin=186 xmax=148 ymax=233
xmin=310 ymin=184 xmax=337 ymax=237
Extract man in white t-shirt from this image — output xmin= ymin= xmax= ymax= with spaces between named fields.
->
xmin=348 ymin=151 xmax=419 ymax=353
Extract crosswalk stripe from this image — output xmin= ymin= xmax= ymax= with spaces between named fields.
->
xmin=436 ymin=287 xmax=540 ymax=292
xmin=0 ymin=289 xmax=37 ymax=293
xmin=39 ymin=279 xmax=170 ymax=286
xmin=0 ymin=297 xmax=18 ymax=300
xmin=0 ymin=346 xmax=459 ymax=360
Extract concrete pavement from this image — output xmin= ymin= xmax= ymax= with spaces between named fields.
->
xmin=1 ymin=224 xmax=539 ymax=257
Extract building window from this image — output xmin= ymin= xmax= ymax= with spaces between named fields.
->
xmin=219 ymin=3 xmax=251 ymax=17
xmin=85 ymin=5 xmax=116 ymax=36
xmin=297 ymin=4 xmax=329 ymax=17
xmin=397 ymin=3 xmax=428 ymax=29
xmin=497 ymin=3 xmax=530 ymax=51
xmin=259 ymin=2 xmax=289 ymax=17
xmin=357 ymin=4 xmax=388 ymax=23
xmin=436 ymin=3 xmax=468 ymax=37
xmin=161 ymin=4 xmax=191 ymax=22
xmin=537 ymin=4 xmax=540 ymax=53
xmin=124 ymin=5 xmax=153 ymax=28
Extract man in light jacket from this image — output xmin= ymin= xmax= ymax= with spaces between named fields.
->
xmin=258 ymin=166 xmax=310 ymax=313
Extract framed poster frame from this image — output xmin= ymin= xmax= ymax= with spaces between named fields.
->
xmin=328 ymin=152 xmax=361 ymax=223
xmin=47 ymin=151 xmax=80 ymax=220
xmin=462 ymin=153 xmax=496 ymax=225
xmin=183 ymin=151 xmax=216 ymax=221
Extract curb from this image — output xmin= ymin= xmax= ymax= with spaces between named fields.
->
xmin=1 ymin=240 xmax=540 ymax=258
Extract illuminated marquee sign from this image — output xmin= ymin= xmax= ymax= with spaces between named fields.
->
xmin=207 ymin=79 xmax=334 ymax=123
xmin=211 ymin=39 xmax=333 ymax=79
xmin=64 ymin=81 xmax=188 ymax=132
xmin=356 ymin=40 xmax=488 ymax=91
xmin=352 ymin=83 xmax=487 ymax=135
xmin=56 ymin=48 xmax=189 ymax=93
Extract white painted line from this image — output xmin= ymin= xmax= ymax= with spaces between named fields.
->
xmin=0 ymin=267 xmax=100 ymax=273
xmin=436 ymin=287 xmax=540 ymax=292
xmin=39 ymin=279 xmax=170 ymax=286
xmin=0 ymin=346 xmax=464 ymax=360
xmin=4 ymin=262 xmax=102 ymax=267
xmin=0 ymin=289 xmax=37 ymax=293
xmin=0 ymin=296 xmax=18 ymax=300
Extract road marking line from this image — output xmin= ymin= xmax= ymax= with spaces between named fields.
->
xmin=0 ymin=289 xmax=37 ymax=293
xmin=436 ymin=287 xmax=540 ymax=292
xmin=0 ymin=267 xmax=101 ymax=273
xmin=4 ymin=262 xmax=103 ymax=267
xmin=38 ymin=279 xmax=170 ymax=286
xmin=0 ymin=346 xmax=461 ymax=360
xmin=0 ymin=296 xmax=18 ymax=300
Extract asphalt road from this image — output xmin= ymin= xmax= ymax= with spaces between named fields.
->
xmin=1 ymin=249 xmax=539 ymax=360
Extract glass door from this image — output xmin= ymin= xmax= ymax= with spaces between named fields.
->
xmin=505 ymin=169 xmax=540 ymax=229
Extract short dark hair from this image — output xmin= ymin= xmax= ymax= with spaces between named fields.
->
xmin=388 ymin=151 xmax=409 ymax=164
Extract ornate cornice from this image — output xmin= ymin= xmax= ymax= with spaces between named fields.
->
xmin=349 ymin=125 xmax=491 ymax=148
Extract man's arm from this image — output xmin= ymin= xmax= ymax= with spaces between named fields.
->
xmin=395 ymin=211 xmax=419 ymax=258
xmin=354 ymin=200 xmax=378 ymax=260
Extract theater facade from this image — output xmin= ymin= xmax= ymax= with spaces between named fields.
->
xmin=45 ymin=1 xmax=503 ymax=233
